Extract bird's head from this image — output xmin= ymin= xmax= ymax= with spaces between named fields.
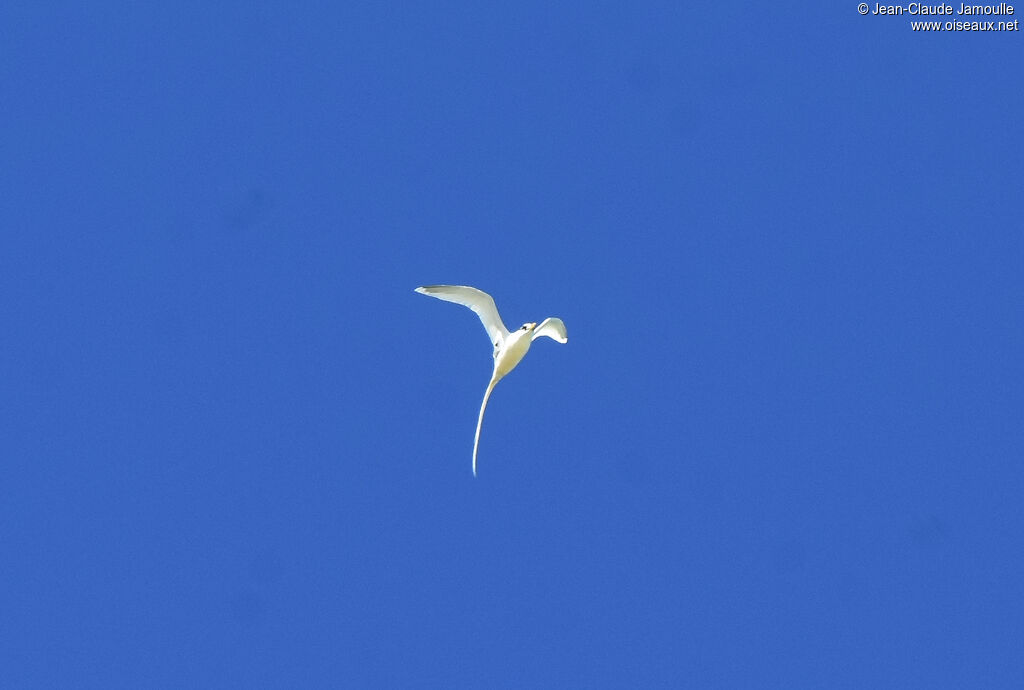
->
xmin=520 ymin=322 xmax=537 ymax=331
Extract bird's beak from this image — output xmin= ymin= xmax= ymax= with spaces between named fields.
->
xmin=527 ymin=322 xmax=537 ymax=330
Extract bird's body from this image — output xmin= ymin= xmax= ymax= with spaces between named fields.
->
xmin=415 ymin=285 xmax=568 ymax=475
xmin=492 ymin=325 xmax=535 ymax=380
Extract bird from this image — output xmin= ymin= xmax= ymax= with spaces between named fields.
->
xmin=414 ymin=285 xmax=568 ymax=476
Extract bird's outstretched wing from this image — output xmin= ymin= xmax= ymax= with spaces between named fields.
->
xmin=532 ymin=317 xmax=568 ymax=343
xmin=415 ymin=285 xmax=510 ymax=346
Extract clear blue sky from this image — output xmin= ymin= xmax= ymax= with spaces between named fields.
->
xmin=3 ymin=3 xmax=1022 ymax=687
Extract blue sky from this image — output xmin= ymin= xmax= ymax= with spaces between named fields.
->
xmin=2 ymin=3 xmax=1022 ymax=687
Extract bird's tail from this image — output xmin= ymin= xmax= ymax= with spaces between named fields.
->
xmin=473 ymin=376 xmax=499 ymax=477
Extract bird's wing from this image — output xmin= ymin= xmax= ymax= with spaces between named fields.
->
xmin=532 ymin=317 xmax=568 ymax=344
xmin=415 ymin=285 xmax=510 ymax=346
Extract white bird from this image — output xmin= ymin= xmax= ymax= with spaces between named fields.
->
xmin=415 ymin=285 xmax=568 ymax=476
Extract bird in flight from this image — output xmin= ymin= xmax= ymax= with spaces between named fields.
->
xmin=415 ymin=285 xmax=568 ymax=476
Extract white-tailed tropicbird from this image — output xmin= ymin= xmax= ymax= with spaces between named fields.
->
xmin=415 ymin=285 xmax=568 ymax=476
